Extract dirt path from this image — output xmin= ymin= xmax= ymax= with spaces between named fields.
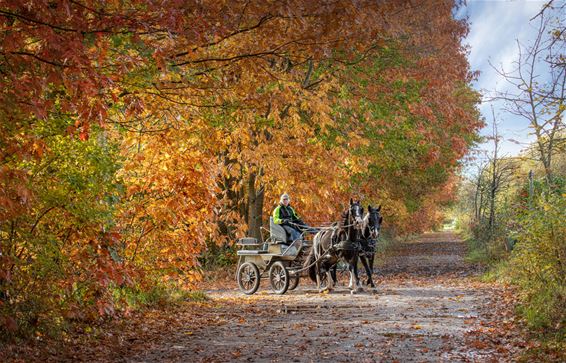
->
xmin=127 ymin=231 xmax=524 ymax=362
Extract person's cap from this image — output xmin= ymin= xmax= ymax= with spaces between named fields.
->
xmin=280 ymin=193 xmax=290 ymax=203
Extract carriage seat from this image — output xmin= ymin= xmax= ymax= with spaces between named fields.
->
xmin=269 ymin=217 xmax=300 ymax=255
xmin=269 ymin=217 xmax=293 ymax=243
xmin=236 ymin=237 xmax=267 ymax=255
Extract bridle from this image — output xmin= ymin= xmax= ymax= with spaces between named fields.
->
xmin=342 ymin=202 xmax=364 ymax=241
xmin=366 ymin=208 xmax=381 ymax=240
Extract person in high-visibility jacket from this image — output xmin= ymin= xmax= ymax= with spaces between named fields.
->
xmin=272 ymin=193 xmax=317 ymax=241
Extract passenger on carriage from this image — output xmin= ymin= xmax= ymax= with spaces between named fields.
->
xmin=272 ymin=193 xmax=318 ymax=242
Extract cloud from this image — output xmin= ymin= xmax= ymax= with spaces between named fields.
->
xmin=461 ymin=0 xmax=547 ymax=156
xmin=465 ymin=1 xmax=544 ymax=92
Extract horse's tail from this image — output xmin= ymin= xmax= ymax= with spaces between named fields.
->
xmin=304 ymin=245 xmax=317 ymax=282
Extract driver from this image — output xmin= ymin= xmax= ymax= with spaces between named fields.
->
xmin=272 ymin=193 xmax=317 ymax=241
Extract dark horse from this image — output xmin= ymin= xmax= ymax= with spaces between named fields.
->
xmin=304 ymin=199 xmax=365 ymax=292
xmin=358 ymin=205 xmax=383 ymax=287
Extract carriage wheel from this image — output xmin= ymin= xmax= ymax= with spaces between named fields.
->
xmin=288 ymin=273 xmax=300 ymax=291
xmin=269 ymin=261 xmax=290 ymax=294
xmin=237 ymin=262 xmax=261 ymax=295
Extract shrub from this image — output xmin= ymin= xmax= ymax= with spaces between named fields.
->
xmin=510 ymin=191 xmax=566 ymax=331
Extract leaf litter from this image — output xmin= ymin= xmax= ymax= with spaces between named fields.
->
xmin=2 ymin=232 xmax=546 ymax=362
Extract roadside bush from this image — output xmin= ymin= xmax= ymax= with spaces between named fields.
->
xmin=0 ymin=124 xmax=124 ymax=341
xmin=198 ymin=239 xmax=238 ymax=270
xmin=510 ymin=191 xmax=566 ymax=331
xmin=112 ymin=281 xmax=209 ymax=310
xmin=467 ymin=220 xmax=510 ymax=263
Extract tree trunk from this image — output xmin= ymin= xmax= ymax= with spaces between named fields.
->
xmin=478 ymin=190 xmax=484 ymax=223
xmin=216 ymin=152 xmax=244 ymax=243
xmin=536 ymin=138 xmax=553 ymax=185
xmin=488 ymin=109 xmax=499 ymax=239
xmin=474 ymin=169 xmax=483 ymax=222
xmin=246 ymin=172 xmax=264 ymax=240
xmin=488 ymin=182 xmax=496 ymax=232
xmin=488 ymin=162 xmax=497 ymax=233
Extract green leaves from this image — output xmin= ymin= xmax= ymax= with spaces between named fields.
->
xmin=0 ymin=0 xmax=484 ymax=340
xmin=511 ymin=190 xmax=566 ymax=329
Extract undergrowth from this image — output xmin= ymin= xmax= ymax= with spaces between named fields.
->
xmin=458 ymin=190 xmax=566 ymax=359
xmin=1 ymin=281 xmax=209 ymax=342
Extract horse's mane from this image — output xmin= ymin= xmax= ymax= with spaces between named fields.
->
xmin=362 ymin=212 xmax=370 ymax=230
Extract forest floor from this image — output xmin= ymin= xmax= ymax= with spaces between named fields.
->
xmin=4 ymin=231 xmax=546 ymax=362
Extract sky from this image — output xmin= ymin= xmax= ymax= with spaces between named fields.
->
xmin=455 ymin=0 xmax=559 ymax=160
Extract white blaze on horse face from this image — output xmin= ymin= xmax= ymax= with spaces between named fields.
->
xmin=371 ymin=229 xmax=380 ymax=239
xmin=351 ymin=204 xmax=363 ymax=229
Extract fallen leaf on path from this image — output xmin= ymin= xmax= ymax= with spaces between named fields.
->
xmin=470 ymin=340 xmax=488 ymax=349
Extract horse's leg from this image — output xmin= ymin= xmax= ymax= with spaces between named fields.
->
xmin=325 ymin=270 xmax=333 ymax=292
xmin=315 ymin=256 xmax=322 ymax=292
xmin=330 ymin=264 xmax=337 ymax=288
xmin=312 ymin=246 xmax=321 ymax=291
xmin=353 ymin=255 xmax=363 ymax=292
xmin=369 ymin=253 xmax=376 ymax=283
xmin=358 ymin=254 xmax=370 ymax=285
xmin=359 ymin=254 xmax=375 ymax=288
xmin=348 ymin=261 xmax=356 ymax=290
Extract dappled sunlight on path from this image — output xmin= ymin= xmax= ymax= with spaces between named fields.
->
xmin=127 ymin=232 xmax=525 ymax=362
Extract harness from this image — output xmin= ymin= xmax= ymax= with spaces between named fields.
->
xmin=359 ymin=211 xmax=381 ymax=256
xmin=333 ymin=239 xmax=361 ymax=252
xmin=359 ymin=237 xmax=377 ymax=256
xmin=328 ymin=211 xmax=362 ymax=253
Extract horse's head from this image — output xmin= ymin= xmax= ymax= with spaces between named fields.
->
xmin=345 ymin=198 xmax=364 ymax=231
xmin=367 ymin=204 xmax=383 ymax=238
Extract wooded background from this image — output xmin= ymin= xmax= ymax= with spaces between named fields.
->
xmin=1 ymin=0 xmax=486 ymax=339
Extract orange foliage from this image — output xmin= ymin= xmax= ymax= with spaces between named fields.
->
xmin=0 ymin=0 xmax=481 ymax=336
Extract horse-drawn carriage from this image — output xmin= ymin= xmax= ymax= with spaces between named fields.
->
xmin=235 ymin=217 xmax=312 ymax=295
xmin=236 ymin=201 xmax=383 ymax=295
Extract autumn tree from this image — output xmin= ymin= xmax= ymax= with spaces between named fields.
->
xmin=492 ymin=2 xmax=565 ymax=185
xmin=0 ymin=0 xmax=483 ymax=338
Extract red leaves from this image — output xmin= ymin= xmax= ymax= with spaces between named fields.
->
xmin=469 ymin=339 xmax=488 ymax=349
xmin=0 ymin=166 xmax=32 ymax=220
xmin=3 ymin=316 xmax=18 ymax=333
xmin=96 ymin=300 xmax=115 ymax=317
xmin=0 ymin=1 xmax=485 ymax=348
xmin=153 ymin=49 xmax=166 ymax=69
xmin=79 ymin=127 xmax=88 ymax=141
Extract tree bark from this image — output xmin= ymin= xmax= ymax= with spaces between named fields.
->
xmin=246 ymin=172 xmax=264 ymax=240
xmin=474 ymin=167 xmax=483 ymax=222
